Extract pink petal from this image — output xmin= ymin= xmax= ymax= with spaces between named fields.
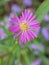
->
xmin=30 ymin=24 xmax=40 ymax=30
xmin=9 ymin=26 xmax=20 ymax=33
xmin=29 ymin=20 xmax=39 ymax=25
xmin=22 ymin=12 xmax=25 ymax=18
xmin=19 ymin=32 xmax=26 ymax=43
xmin=21 ymin=10 xmax=27 ymax=20
xmin=28 ymin=15 xmax=36 ymax=22
xmin=25 ymin=31 xmax=31 ymax=42
xmin=19 ymin=31 xmax=26 ymax=44
xmin=14 ymin=14 xmax=19 ymax=22
xmin=10 ymin=14 xmax=19 ymax=24
xmin=24 ymin=9 xmax=30 ymax=20
xmin=10 ymin=18 xmax=19 ymax=25
xmin=19 ymin=32 xmax=24 ymax=43
xmin=27 ymin=13 xmax=33 ymax=21
xmin=28 ymin=31 xmax=35 ymax=39
xmin=30 ymin=31 xmax=37 ymax=38
xmin=14 ymin=32 xmax=21 ymax=39
xmin=23 ymin=32 xmax=26 ymax=44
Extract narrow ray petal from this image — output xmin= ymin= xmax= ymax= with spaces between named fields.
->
xmin=25 ymin=31 xmax=31 ymax=42
xmin=19 ymin=32 xmax=24 ymax=43
xmin=14 ymin=32 xmax=21 ymax=39
xmin=28 ymin=15 xmax=36 ymax=22
xmin=29 ymin=20 xmax=39 ymax=25
xmin=9 ymin=26 xmax=20 ymax=32
xmin=27 ymin=13 xmax=33 ymax=21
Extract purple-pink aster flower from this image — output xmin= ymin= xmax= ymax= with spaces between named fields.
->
xmin=44 ymin=13 xmax=49 ymax=22
xmin=42 ymin=25 xmax=49 ymax=41
xmin=0 ymin=28 xmax=7 ymax=40
xmin=31 ymin=58 xmax=41 ymax=65
xmin=9 ymin=9 xmax=40 ymax=44
xmin=23 ymin=0 xmax=32 ymax=6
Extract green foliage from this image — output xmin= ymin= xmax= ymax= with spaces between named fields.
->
xmin=36 ymin=0 xmax=49 ymax=23
xmin=0 ymin=0 xmax=9 ymax=6
xmin=0 ymin=0 xmax=49 ymax=65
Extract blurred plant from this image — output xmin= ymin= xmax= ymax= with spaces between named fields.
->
xmin=22 ymin=0 xmax=33 ymax=6
xmin=42 ymin=25 xmax=49 ymax=42
xmin=44 ymin=13 xmax=49 ymax=22
xmin=31 ymin=58 xmax=41 ymax=65
xmin=0 ymin=28 xmax=7 ymax=40
xmin=0 ymin=0 xmax=49 ymax=65
xmin=0 ymin=0 xmax=10 ymax=6
xmin=9 ymin=9 xmax=40 ymax=44
xmin=11 ymin=4 xmax=22 ymax=14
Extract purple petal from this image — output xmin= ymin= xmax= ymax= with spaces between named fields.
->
xmin=14 ymin=32 xmax=21 ymax=39
xmin=28 ymin=15 xmax=36 ymax=22
xmin=19 ymin=32 xmax=24 ymax=43
xmin=11 ymin=4 xmax=21 ymax=13
xmin=19 ymin=32 xmax=26 ymax=44
xmin=25 ymin=31 xmax=31 ymax=42
xmin=42 ymin=27 xmax=49 ymax=41
xmin=29 ymin=20 xmax=39 ymax=25
xmin=23 ymin=0 xmax=32 ymax=6
xmin=27 ymin=13 xmax=33 ymax=21
xmin=9 ymin=26 xmax=20 ymax=33
xmin=31 ymin=59 xmax=41 ymax=65
xmin=30 ymin=31 xmax=37 ymax=38
xmin=28 ymin=31 xmax=35 ymax=39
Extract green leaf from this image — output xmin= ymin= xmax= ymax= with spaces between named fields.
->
xmin=39 ymin=55 xmax=49 ymax=65
xmin=0 ymin=44 xmax=9 ymax=52
xmin=16 ymin=44 xmax=21 ymax=65
xmin=21 ymin=49 xmax=30 ymax=65
xmin=35 ymin=0 xmax=49 ymax=23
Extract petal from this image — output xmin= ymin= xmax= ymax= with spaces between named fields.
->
xmin=30 ymin=24 xmax=40 ymax=30
xmin=14 ymin=14 xmax=19 ymax=22
xmin=22 ymin=12 xmax=25 ymax=19
xmin=28 ymin=15 xmax=36 ymax=22
xmin=19 ymin=32 xmax=26 ymax=44
xmin=29 ymin=20 xmax=39 ymax=25
xmin=27 ymin=13 xmax=33 ymax=21
xmin=14 ymin=32 xmax=21 ymax=39
xmin=19 ymin=32 xmax=24 ymax=43
xmin=21 ymin=9 xmax=30 ymax=20
xmin=10 ymin=14 xmax=19 ymax=24
xmin=23 ymin=32 xmax=26 ymax=44
xmin=10 ymin=18 xmax=17 ymax=24
xmin=25 ymin=31 xmax=31 ymax=42
xmin=29 ymin=31 xmax=37 ymax=38
xmin=28 ymin=31 xmax=34 ymax=39
xmin=21 ymin=10 xmax=28 ymax=20
xmin=9 ymin=26 xmax=20 ymax=33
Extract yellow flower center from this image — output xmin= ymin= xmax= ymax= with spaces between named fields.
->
xmin=20 ymin=22 xmax=29 ymax=31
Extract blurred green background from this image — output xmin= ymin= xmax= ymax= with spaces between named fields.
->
xmin=0 ymin=0 xmax=49 ymax=65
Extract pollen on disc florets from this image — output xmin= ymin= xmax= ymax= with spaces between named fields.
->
xmin=19 ymin=21 xmax=29 ymax=31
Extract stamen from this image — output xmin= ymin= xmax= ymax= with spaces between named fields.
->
xmin=19 ymin=22 xmax=29 ymax=31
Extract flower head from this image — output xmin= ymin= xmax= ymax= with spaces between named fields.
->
xmin=11 ymin=4 xmax=21 ymax=13
xmin=31 ymin=58 xmax=41 ymax=65
xmin=9 ymin=9 xmax=40 ymax=44
xmin=0 ymin=28 xmax=7 ymax=40
xmin=23 ymin=0 xmax=32 ymax=6
xmin=42 ymin=25 xmax=49 ymax=41
xmin=44 ymin=13 xmax=49 ymax=22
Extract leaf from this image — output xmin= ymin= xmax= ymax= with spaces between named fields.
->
xmin=0 ymin=44 xmax=9 ymax=52
xmin=26 ymin=42 xmax=32 ymax=52
xmin=39 ymin=55 xmax=49 ymax=65
xmin=35 ymin=0 xmax=49 ymax=23
xmin=22 ymin=49 xmax=30 ymax=65
xmin=16 ymin=44 xmax=21 ymax=65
